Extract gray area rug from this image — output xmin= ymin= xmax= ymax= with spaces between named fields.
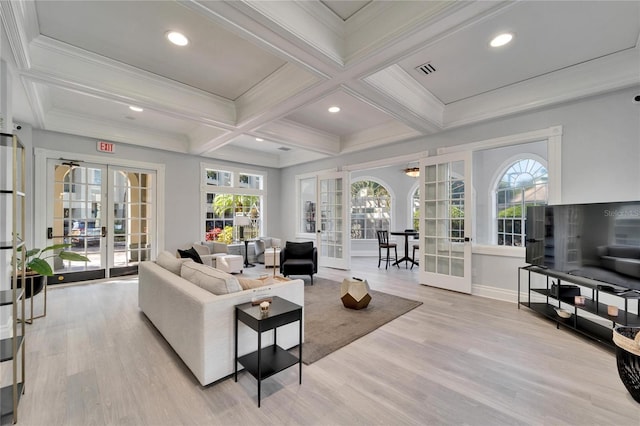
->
xmin=299 ymin=277 xmax=422 ymax=365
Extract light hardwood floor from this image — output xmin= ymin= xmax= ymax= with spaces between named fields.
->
xmin=14 ymin=258 xmax=640 ymax=425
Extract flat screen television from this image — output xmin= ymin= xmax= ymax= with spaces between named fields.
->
xmin=525 ymin=201 xmax=640 ymax=291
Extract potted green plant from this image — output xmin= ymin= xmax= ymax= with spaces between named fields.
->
xmin=16 ymin=243 xmax=90 ymax=298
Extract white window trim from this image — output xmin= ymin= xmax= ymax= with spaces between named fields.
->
xmin=438 ymin=125 xmax=562 ymax=205
xmin=437 ymin=125 xmax=562 ymax=253
xmin=490 ymin=153 xmax=548 ymax=245
xmin=200 ymin=162 xmax=268 ymax=237
xmin=350 ymin=176 xmax=395 ymax=241
xmin=294 ymin=168 xmax=336 ymax=239
xmin=409 ymin=180 xmax=420 ymax=230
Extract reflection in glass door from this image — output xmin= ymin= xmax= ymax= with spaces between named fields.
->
xmin=317 ymin=171 xmax=350 ymax=270
xmin=110 ymin=168 xmax=154 ymax=277
xmin=48 ymin=160 xmax=156 ymax=283
xmin=419 ymin=152 xmax=472 ymax=294
xmin=49 ymin=160 xmax=107 ymax=282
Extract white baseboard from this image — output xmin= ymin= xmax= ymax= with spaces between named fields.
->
xmin=472 ymin=283 xmax=519 ymax=303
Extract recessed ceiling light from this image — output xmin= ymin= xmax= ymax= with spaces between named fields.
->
xmin=490 ymin=33 xmax=513 ymax=48
xmin=255 ymin=138 xmax=264 ymax=142
xmin=166 ymin=31 xmax=189 ymax=46
xmin=328 ymin=106 xmax=340 ymax=113
xmin=129 ymin=106 xmax=143 ymax=112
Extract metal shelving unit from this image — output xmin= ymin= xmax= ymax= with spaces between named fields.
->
xmin=518 ymin=265 xmax=640 ymax=349
xmin=0 ymin=133 xmax=26 ymax=424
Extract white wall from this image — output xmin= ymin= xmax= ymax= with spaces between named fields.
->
xmin=13 ymin=86 xmax=640 ymax=302
xmin=26 ymin=129 xmax=281 ymax=254
xmin=279 ymin=86 xmax=640 ymax=301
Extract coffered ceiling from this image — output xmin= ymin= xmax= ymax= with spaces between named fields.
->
xmin=1 ymin=1 xmax=638 ymax=168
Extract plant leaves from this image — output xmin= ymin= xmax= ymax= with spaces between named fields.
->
xmin=27 ymin=258 xmax=53 ymax=276
xmin=59 ymin=251 xmax=90 ymax=262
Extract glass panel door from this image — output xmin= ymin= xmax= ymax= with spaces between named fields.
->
xmin=110 ymin=168 xmax=155 ymax=277
xmin=419 ymin=152 xmax=472 ymax=293
xmin=48 ymin=161 xmax=156 ymax=282
xmin=317 ymin=171 xmax=350 ymax=270
xmin=49 ymin=160 xmax=107 ymax=282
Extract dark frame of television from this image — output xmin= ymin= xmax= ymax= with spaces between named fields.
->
xmin=525 ymin=201 xmax=640 ymax=292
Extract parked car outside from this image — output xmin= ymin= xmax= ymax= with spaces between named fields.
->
xmin=70 ymin=222 xmax=101 ymax=246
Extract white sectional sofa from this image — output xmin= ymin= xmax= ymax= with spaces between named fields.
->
xmin=138 ymin=252 xmax=304 ymax=386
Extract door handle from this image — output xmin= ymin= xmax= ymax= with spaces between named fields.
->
xmin=47 ymin=227 xmax=69 ymax=239
xmin=101 ymin=226 xmax=107 ymax=237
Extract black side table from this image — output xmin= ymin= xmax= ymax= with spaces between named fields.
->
xmin=234 ymin=296 xmax=302 ymax=407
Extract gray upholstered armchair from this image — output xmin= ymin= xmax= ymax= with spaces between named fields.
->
xmin=279 ymin=241 xmax=317 ymax=285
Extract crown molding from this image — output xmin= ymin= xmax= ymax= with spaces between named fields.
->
xmin=363 ymin=64 xmax=444 ymax=128
xmin=444 ymin=48 xmax=640 ymax=128
xmin=234 ymin=0 xmax=345 ymax=67
xmin=28 ymin=36 xmax=237 ymax=128
xmin=235 ymin=62 xmax=321 ymax=125
xmin=203 ymin=143 xmax=280 ymax=169
xmin=258 ymin=118 xmax=340 ymax=155
xmin=341 ymin=120 xmax=421 ymax=154
xmin=344 ymin=0 xmax=458 ymax=64
xmin=187 ymin=125 xmax=230 ymax=154
xmin=19 ymin=75 xmax=46 ymax=128
xmin=45 ymin=108 xmax=189 ymax=154
xmin=0 ymin=0 xmax=33 ymax=70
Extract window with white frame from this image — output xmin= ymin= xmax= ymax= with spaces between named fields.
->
xmin=411 ymin=186 xmax=420 ymax=231
xmin=202 ymin=165 xmax=265 ymax=243
xmin=496 ymin=159 xmax=548 ymax=246
xmin=351 ymin=180 xmax=391 ymax=239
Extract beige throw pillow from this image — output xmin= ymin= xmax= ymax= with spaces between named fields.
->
xmin=181 ymin=262 xmax=241 ymax=295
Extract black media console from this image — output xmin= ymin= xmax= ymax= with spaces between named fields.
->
xmin=518 ymin=265 xmax=640 ymax=349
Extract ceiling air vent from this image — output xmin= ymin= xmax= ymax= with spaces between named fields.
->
xmin=416 ymin=62 xmax=436 ymax=75
xmin=278 ymin=146 xmax=292 ymax=151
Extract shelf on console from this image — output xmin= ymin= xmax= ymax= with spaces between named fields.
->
xmin=530 ymin=288 xmax=640 ymax=326
xmin=521 ymin=302 xmax=614 ymax=348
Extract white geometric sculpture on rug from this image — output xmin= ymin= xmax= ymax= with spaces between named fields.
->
xmin=340 ymin=277 xmax=372 ymax=310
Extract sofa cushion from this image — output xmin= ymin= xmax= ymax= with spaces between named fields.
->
xmin=285 ymin=241 xmax=314 ymax=259
xmin=200 ymin=241 xmax=228 ymax=254
xmin=607 ymin=245 xmax=640 ymax=259
xmin=177 ymin=247 xmax=203 ymax=264
xmin=181 ymin=262 xmax=241 ymax=295
xmin=254 ymin=240 xmax=265 ymax=256
xmin=157 ymin=250 xmax=191 ymax=275
xmin=192 ymin=244 xmax=211 ymax=257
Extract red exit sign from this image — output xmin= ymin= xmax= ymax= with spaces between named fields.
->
xmin=97 ymin=141 xmax=115 ymax=153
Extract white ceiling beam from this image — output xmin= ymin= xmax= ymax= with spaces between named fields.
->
xmin=341 ymin=121 xmax=421 ymax=154
xmin=235 ymin=63 xmax=321 ymax=126
xmin=362 ymin=65 xmax=444 ymax=128
xmin=258 ymin=119 xmax=341 ymax=155
xmin=45 ymin=109 xmax=189 ymax=154
xmin=28 ymin=37 xmax=237 ymax=128
xmin=202 ymin=144 xmax=280 ymax=169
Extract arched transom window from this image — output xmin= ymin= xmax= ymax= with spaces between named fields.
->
xmin=496 ymin=159 xmax=548 ymax=246
xmin=351 ymin=180 xmax=391 ymax=239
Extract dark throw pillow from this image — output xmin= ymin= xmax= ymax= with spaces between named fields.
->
xmin=177 ymin=247 xmax=203 ymax=264
xmin=285 ymin=241 xmax=314 ymax=259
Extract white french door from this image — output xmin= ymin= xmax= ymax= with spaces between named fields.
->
xmin=419 ymin=152 xmax=472 ymax=294
xmin=46 ymin=159 xmax=156 ymax=283
xmin=316 ymin=171 xmax=350 ymax=270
